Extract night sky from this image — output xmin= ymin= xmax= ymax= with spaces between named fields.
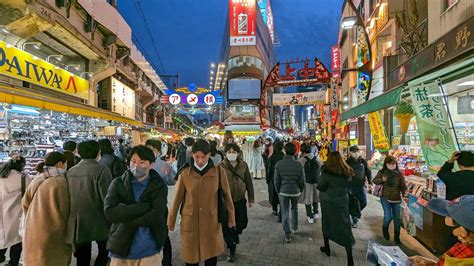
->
xmin=118 ymin=0 xmax=343 ymax=89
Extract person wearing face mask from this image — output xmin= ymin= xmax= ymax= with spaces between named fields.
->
xmin=104 ymin=145 xmax=168 ymax=266
xmin=346 ymin=146 xmax=372 ymax=228
xmin=66 ymin=140 xmax=113 ymax=266
xmin=22 ymin=152 xmax=72 ymax=266
xmin=373 ymin=156 xmax=407 ymax=245
xmin=220 ymin=143 xmax=255 ymax=262
xmin=409 ymin=195 xmax=474 ymax=265
xmin=168 ymin=139 xmax=235 ymax=266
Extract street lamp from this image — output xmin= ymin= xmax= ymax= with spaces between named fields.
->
xmin=341 ymin=16 xmax=358 ymax=29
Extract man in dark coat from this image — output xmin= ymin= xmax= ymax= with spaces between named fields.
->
xmin=346 ymin=145 xmax=372 ymax=228
xmin=66 ymin=140 xmax=113 ymax=266
xmin=266 ymin=141 xmax=285 ymax=218
xmin=104 ymin=145 xmax=168 ymax=264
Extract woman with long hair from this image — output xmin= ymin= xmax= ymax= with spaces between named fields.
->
xmin=22 ymin=152 xmax=72 ymax=266
xmin=0 ymin=156 xmax=29 ymax=265
xmin=373 ymin=156 xmax=407 ymax=244
xmin=317 ymin=151 xmax=355 ymax=266
xmin=248 ymin=140 xmax=265 ymax=179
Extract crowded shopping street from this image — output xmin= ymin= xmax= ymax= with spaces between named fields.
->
xmin=0 ymin=0 xmax=473 ymax=266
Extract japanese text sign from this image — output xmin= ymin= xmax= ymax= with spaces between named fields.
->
xmin=229 ymin=0 xmax=257 ymax=46
xmin=367 ymin=111 xmax=390 ymax=151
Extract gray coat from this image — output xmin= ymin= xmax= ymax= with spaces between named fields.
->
xmin=274 ymin=155 xmax=305 ymax=196
xmin=66 ymin=159 xmax=113 ymax=245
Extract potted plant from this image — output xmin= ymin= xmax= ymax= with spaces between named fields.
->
xmin=394 ymin=102 xmax=415 ymax=134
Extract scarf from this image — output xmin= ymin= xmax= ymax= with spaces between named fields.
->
xmin=43 ymin=166 xmax=67 ymax=178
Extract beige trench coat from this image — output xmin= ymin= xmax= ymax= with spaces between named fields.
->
xmin=168 ymin=166 xmax=235 ymax=264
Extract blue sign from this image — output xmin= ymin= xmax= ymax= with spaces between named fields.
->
xmin=9 ymin=105 xmax=40 ymax=116
xmin=258 ymin=0 xmax=268 ymax=23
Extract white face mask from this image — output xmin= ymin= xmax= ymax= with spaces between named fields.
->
xmin=187 ymin=146 xmax=192 ymax=152
xmin=194 ymin=161 xmax=208 ymax=171
xmin=226 ymin=153 xmax=238 ymax=162
xmin=387 ymin=164 xmax=397 ymax=171
xmin=351 ymin=152 xmax=359 ymax=158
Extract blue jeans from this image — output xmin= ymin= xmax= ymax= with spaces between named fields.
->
xmin=350 ymin=186 xmax=367 ymax=222
xmin=380 ymin=197 xmax=401 ymax=237
xmin=279 ymin=195 xmax=299 ymax=234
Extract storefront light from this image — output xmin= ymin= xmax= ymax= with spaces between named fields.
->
xmin=1 ymin=28 xmax=9 ymax=34
xmin=341 ymin=16 xmax=358 ymax=29
xmin=457 ymin=81 xmax=474 ymax=87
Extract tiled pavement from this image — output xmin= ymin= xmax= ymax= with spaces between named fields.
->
xmin=5 ymin=178 xmax=436 ymax=266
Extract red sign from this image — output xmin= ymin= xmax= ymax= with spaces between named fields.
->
xmin=331 ymin=46 xmax=341 ymax=72
xmin=229 ymin=0 xmax=257 ymax=46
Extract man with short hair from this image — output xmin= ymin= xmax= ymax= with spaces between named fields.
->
xmin=104 ymin=145 xmax=168 ymax=266
xmin=115 ymin=138 xmax=127 ymax=164
xmin=63 ymin=140 xmax=81 ymax=164
xmin=274 ymin=142 xmax=305 ymax=243
xmin=66 ymin=140 xmax=113 ymax=266
xmin=176 ymin=137 xmax=195 ymax=171
xmin=437 ymin=151 xmax=474 ymax=200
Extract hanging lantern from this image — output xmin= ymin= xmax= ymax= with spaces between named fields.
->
xmin=394 ymin=102 xmax=415 ymax=134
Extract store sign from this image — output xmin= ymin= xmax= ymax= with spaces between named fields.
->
xmin=389 ymin=17 xmax=473 ymax=90
xmin=111 ymin=78 xmax=136 ymax=120
xmin=331 ymin=46 xmax=341 ymax=73
xmin=272 ymin=91 xmax=327 ymax=106
xmin=169 ymin=94 xmax=181 ymax=105
xmin=204 ymin=94 xmax=216 ymax=105
xmin=229 ymin=0 xmax=257 ymax=46
xmin=0 ymin=40 xmax=89 ymax=100
xmin=367 ymin=111 xmax=390 ymax=151
xmin=186 ymin=94 xmax=198 ymax=106
xmin=410 ymin=83 xmax=456 ymax=167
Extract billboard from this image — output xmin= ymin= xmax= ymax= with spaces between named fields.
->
xmin=111 ymin=77 xmax=136 ymax=120
xmin=229 ymin=0 xmax=257 ymax=46
xmin=228 ymin=78 xmax=261 ymax=100
xmin=272 ymin=91 xmax=328 ymax=106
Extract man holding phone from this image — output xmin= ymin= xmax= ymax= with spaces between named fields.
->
xmin=437 ymin=151 xmax=474 ymax=200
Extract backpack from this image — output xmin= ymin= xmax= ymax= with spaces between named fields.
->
xmin=304 ymin=156 xmax=320 ymax=184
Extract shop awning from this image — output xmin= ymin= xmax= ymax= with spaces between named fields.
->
xmin=0 ymin=84 xmax=143 ymax=126
xmin=341 ymin=87 xmax=403 ymax=121
xmin=220 ymin=124 xmax=262 ymax=135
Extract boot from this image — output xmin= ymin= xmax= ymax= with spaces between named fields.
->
xmin=227 ymin=249 xmax=236 ymax=263
xmin=320 ymin=237 xmax=331 ymax=256
xmin=394 ymin=230 xmax=401 ymax=245
xmin=382 ymin=226 xmax=390 ymax=241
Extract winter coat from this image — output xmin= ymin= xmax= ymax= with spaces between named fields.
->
xmin=65 ymin=159 xmax=113 ymax=245
xmin=0 ymin=170 xmax=31 ymax=249
xmin=167 ymin=165 xmax=235 ymax=264
xmin=22 ymin=168 xmax=72 ymax=266
xmin=346 ymin=156 xmax=372 ymax=187
xmin=317 ymin=169 xmax=355 ymax=247
xmin=274 ymin=155 xmax=305 ymax=196
xmin=104 ymin=170 xmax=168 ymax=257
xmin=99 ymin=153 xmax=126 ymax=179
xmin=248 ymin=146 xmax=265 ymax=171
xmin=221 ymin=158 xmax=255 ymax=203
xmin=266 ymin=150 xmax=284 ymax=184
xmin=373 ymin=169 xmax=407 ymax=202
xmin=437 ymin=162 xmax=474 ymax=200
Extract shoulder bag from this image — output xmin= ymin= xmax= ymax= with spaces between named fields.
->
xmin=217 ymin=166 xmax=228 ymax=225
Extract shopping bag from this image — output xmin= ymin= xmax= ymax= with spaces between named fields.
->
xmin=372 ymin=184 xmax=384 ymax=197
xmin=366 ymin=240 xmax=410 ymax=265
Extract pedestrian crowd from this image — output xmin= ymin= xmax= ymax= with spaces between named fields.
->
xmin=0 ymin=136 xmax=473 ymax=266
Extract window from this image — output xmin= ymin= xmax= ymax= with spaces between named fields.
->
xmin=442 ymin=0 xmax=458 ymax=13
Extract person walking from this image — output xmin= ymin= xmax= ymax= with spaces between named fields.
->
xmin=298 ymin=144 xmax=321 ymax=224
xmin=176 ymin=137 xmax=195 ymax=171
xmin=145 ymin=138 xmax=176 ymax=266
xmin=266 ymin=141 xmax=285 ymax=219
xmin=274 ymin=142 xmax=305 ymax=243
xmin=346 ymin=145 xmax=372 ymax=228
xmin=104 ymin=145 xmax=168 ymax=266
xmin=22 ymin=152 xmax=72 ymax=266
xmin=98 ymin=138 xmax=126 ymax=179
xmin=373 ymin=156 xmax=407 ymax=245
xmin=248 ymin=140 xmax=265 ymax=179
xmin=209 ymin=140 xmax=224 ymax=166
xmin=167 ymin=139 xmax=235 ymax=266
xmin=114 ymin=138 xmax=127 ymax=165
xmin=64 ymin=140 xmax=81 ymax=164
xmin=0 ymin=156 xmax=29 ymax=265
xmin=66 ymin=140 xmax=113 ymax=266
xmin=220 ymin=143 xmax=255 ymax=262
xmin=318 ymin=151 xmax=355 ymax=266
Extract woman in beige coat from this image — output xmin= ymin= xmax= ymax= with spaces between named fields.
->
xmin=168 ymin=139 xmax=235 ymax=266
xmin=0 ymin=156 xmax=29 ymax=265
xmin=22 ymin=152 xmax=72 ymax=266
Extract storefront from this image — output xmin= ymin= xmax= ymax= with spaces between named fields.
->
xmin=341 ymin=17 xmax=473 ymax=254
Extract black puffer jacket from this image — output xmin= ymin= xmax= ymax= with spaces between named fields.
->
xmin=373 ymin=169 xmax=407 ymax=202
xmin=266 ymin=150 xmax=284 ymax=184
xmin=274 ymin=155 xmax=305 ymax=195
xmin=104 ymin=169 xmax=168 ymax=257
xmin=346 ymin=156 xmax=372 ymax=187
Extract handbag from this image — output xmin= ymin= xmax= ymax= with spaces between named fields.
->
xmin=372 ymin=184 xmax=384 ymax=197
xmin=217 ymin=166 xmax=228 ymax=225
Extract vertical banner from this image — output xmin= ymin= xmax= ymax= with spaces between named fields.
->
xmin=410 ymin=83 xmax=456 ymax=167
xmin=331 ymin=46 xmax=341 ymax=81
xmin=229 ymin=0 xmax=257 ymax=46
xmin=368 ymin=111 xmax=390 ymax=151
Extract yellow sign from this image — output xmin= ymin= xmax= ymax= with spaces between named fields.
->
xmin=368 ymin=111 xmax=390 ymax=151
xmin=392 ymin=135 xmax=402 ymax=146
xmin=0 ymin=40 xmax=89 ymax=100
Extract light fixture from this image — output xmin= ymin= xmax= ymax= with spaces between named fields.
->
xmin=343 ymin=96 xmax=349 ymax=102
xmin=47 ymin=55 xmax=63 ymax=62
xmin=211 ymin=71 xmax=214 ymax=74
xmin=211 ymin=63 xmax=215 ymax=68
xmin=341 ymin=16 xmax=358 ymax=29
xmin=1 ymin=28 xmax=9 ymax=34
xmin=343 ymin=105 xmax=349 ymax=110
xmin=32 ymin=56 xmax=39 ymax=60
xmin=457 ymin=81 xmax=474 ymax=87
xmin=65 ymin=64 xmax=80 ymax=71
xmin=80 ymin=72 xmax=93 ymax=78
xmin=6 ymin=44 xmax=12 ymax=48
xmin=22 ymin=42 xmax=41 ymax=50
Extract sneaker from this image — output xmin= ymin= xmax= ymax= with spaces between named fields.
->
xmin=227 ymin=250 xmax=236 ymax=262
xmin=291 ymin=229 xmax=298 ymax=234
xmin=285 ymin=234 xmax=291 ymax=243
xmin=314 ymin=213 xmax=320 ymax=219
xmin=307 ymin=217 xmax=315 ymax=224
xmin=352 ymin=222 xmax=358 ymax=228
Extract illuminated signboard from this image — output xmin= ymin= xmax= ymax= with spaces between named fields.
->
xmin=229 ymin=0 xmax=257 ymax=46
xmin=162 ymin=84 xmax=223 ymax=106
